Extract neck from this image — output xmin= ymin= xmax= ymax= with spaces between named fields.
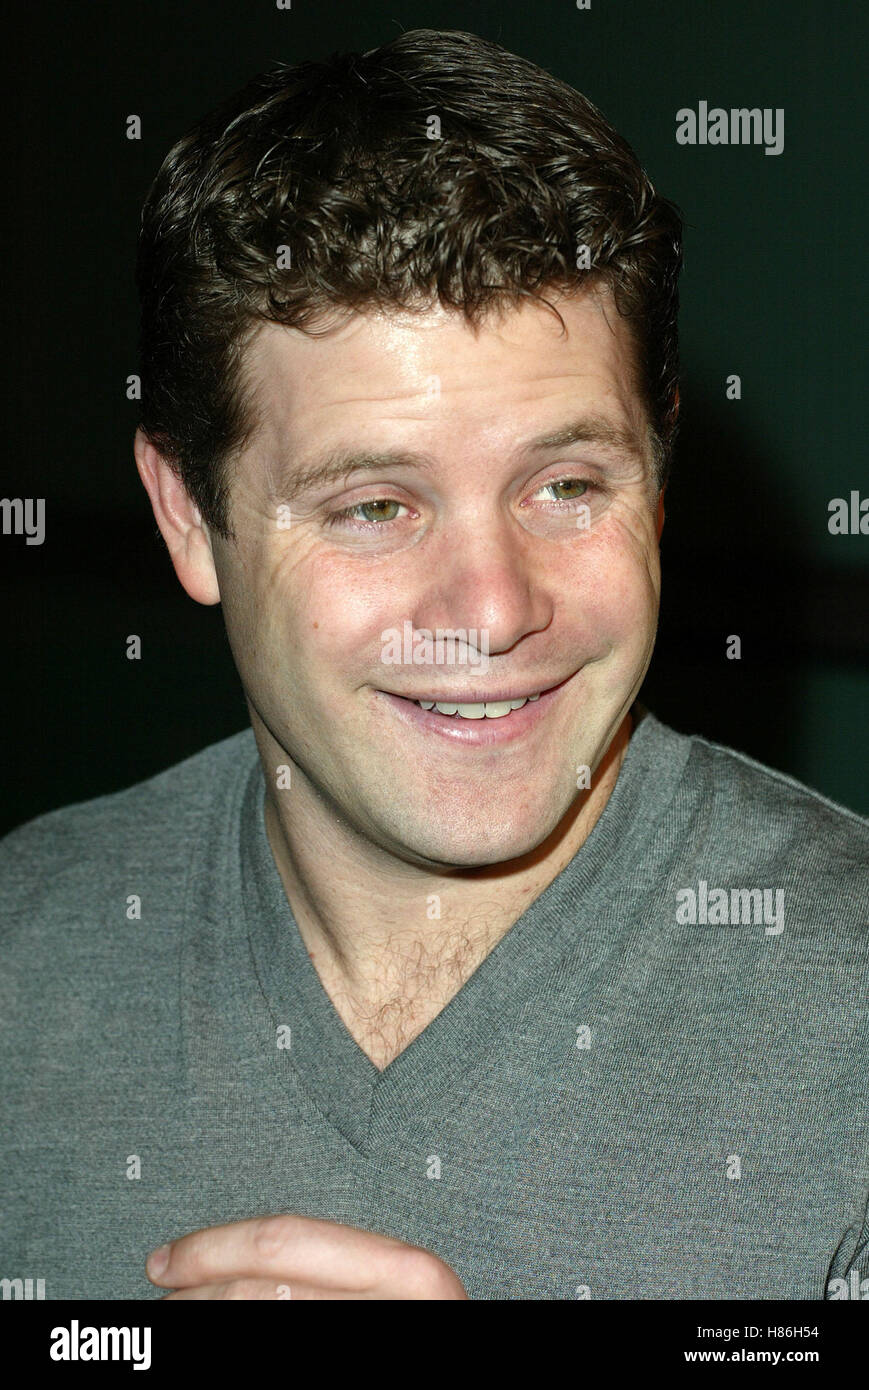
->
xmin=252 ymin=708 xmax=634 ymax=1068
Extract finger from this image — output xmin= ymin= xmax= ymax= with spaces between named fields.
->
xmin=162 ymin=1278 xmax=392 ymax=1301
xmin=163 ymin=1279 xmax=292 ymax=1301
xmin=146 ymin=1213 xmax=412 ymax=1292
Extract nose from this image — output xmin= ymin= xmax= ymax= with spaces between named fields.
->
xmin=411 ymin=508 xmax=554 ymax=658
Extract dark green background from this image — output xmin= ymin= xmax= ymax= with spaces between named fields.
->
xmin=2 ymin=0 xmax=866 ymax=832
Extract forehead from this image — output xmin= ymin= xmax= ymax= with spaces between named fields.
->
xmin=242 ymin=285 xmax=650 ymax=461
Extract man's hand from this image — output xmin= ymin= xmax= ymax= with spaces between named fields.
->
xmin=145 ymin=1213 xmax=469 ymax=1300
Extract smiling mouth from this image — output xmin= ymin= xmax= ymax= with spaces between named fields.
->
xmin=399 ymin=693 xmax=540 ymax=719
xmin=384 ymin=676 xmax=568 ymax=720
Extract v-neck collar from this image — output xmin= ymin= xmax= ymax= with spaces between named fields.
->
xmin=237 ymin=706 xmax=690 ymax=1153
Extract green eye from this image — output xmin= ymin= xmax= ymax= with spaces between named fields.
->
xmin=543 ymin=478 xmax=589 ymax=500
xmin=327 ymin=498 xmax=405 ymax=527
xmin=355 ymin=499 xmax=401 ymax=522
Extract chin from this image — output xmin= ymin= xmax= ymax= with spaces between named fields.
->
xmin=391 ymin=803 xmax=567 ymax=870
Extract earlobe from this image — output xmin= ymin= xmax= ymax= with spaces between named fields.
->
xmin=134 ymin=428 xmax=221 ymax=606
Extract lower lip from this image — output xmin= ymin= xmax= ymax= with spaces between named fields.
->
xmin=376 ymin=679 xmax=571 ymax=746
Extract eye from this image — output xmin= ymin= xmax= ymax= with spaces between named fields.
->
xmin=532 ymin=477 xmax=591 ymax=502
xmin=327 ymin=498 xmax=409 ymax=528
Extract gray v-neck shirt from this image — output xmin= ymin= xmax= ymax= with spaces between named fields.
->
xmin=1 ymin=707 xmax=867 ymax=1299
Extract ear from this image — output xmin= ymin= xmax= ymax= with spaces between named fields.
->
xmin=655 ymin=386 xmax=678 ymax=541
xmin=134 ymin=428 xmax=221 ymax=605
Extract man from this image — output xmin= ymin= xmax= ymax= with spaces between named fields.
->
xmin=1 ymin=29 xmax=866 ymax=1302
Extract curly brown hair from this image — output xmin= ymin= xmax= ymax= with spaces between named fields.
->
xmin=136 ymin=28 xmax=683 ymax=541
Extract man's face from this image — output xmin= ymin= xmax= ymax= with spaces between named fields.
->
xmin=209 ymin=286 xmax=663 ymax=868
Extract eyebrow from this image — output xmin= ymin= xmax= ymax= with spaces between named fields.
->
xmin=276 ymin=412 xmax=645 ymax=499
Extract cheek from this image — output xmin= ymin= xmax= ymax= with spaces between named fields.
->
xmin=557 ymin=523 xmax=660 ymax=647
xmin=279 ymin=552 xmax=404 ymax=675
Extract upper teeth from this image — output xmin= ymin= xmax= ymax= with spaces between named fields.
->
xmin=417 ymin=694 xmax=541 ymax=718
